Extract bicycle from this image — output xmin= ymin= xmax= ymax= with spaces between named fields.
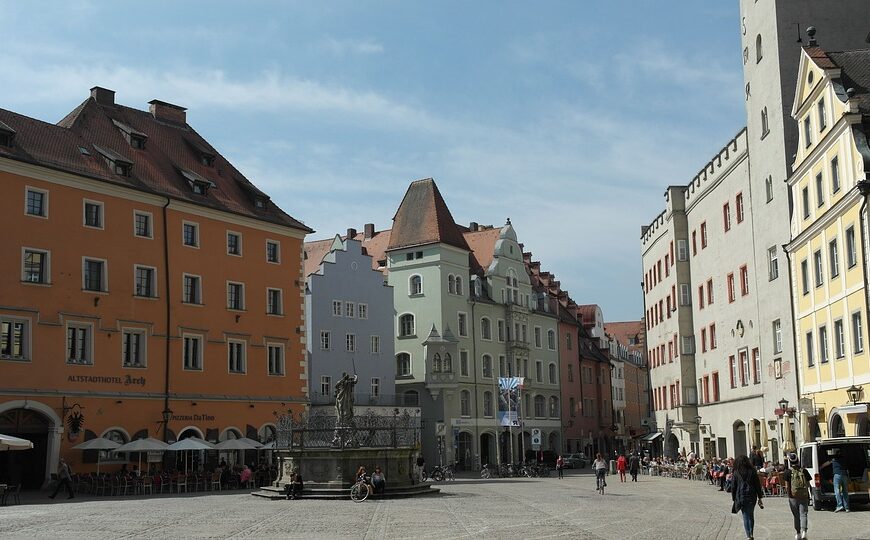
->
xmin=443 ymin=464 xmax=455 ymax=481
xmin=480 ymin=464 xmax=491 ymax=479
xmin=350 ymin=477 xmax=370 ymax=502
xmin=595 ymin=469 xmax=606 ymax=495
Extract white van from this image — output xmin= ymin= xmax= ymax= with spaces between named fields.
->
xmin=798 ymin=437 xmax=870 ymax=511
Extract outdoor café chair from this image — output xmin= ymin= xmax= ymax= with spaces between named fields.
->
xmin=210 ymin=472 xmax=221 ymax=491
xmin=141 ymin=476 xmax=153 ymax=495
xmin=175 ymin=474 xmax=187 ymax=494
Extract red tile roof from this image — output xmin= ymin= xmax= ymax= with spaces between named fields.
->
xmin=387 ymin=178 xmax=470 ymax=252
xmin=0 ymin=91 xmax=311 ymax=232
xmin=604 ymin=321 xmax=645 ymax=355
xmin=305 ymin=229 xmax=393 ymax=276
xmin=463 ymin=227 xmax=501 ymax=272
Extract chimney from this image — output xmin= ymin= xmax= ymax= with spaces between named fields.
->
xmin=346 ymin=228 xmax=357 ymax=239
xmin=148 ymin=99 xmax=187 ymax=124
xmin=364 ymin=223 xmax=375 ymax=239
xmin=469 ymin=221 xmax=478 ymax=232
xmin=90 ymin=86 xmax=115 ymax=106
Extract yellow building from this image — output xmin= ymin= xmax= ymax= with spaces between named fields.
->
xmin=785 ymin=43 xmax=870 ymax=440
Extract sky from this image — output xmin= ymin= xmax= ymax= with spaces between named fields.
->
xmin=1 ymin=1 xmax=748 ymax=321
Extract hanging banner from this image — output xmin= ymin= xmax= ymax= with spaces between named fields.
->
xmin=498 ymin=377 xmax=523 ymax=427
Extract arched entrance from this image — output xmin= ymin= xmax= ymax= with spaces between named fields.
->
xmin=858 ymin=415 xmax=870 ymax=437
xmin=664 ymin=433 xmax=679 ymax=458
xmin=219 ymin=427 xmax=243 ymax=467
xmin=829 ymin=414 xmax=846 ymax=438
xmin=808 ymin=417 xmax=822 ymax=441
xmin=480 ymin=432 xmax=495 ymax=467
xmin=457 ymin=432 xmax=472 ymax=470
xmin=733 ymin=421 xmax=747 ymax=457
xmin=0 ymin=408 xmax=50 ymax=489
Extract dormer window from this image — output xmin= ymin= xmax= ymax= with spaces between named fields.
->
xmin=255 ymin=198 xmax=266 ymax=209
xmin=112 ymin=119 xmax=148 ymax=150
xmin=200 ymin=154 xmax=215 ymax=167
xmin=0 ymin=120 xmax=16 ymax=148
xmin=131 ymin=135 xmax=146 ymax=149
xmin=93 ymin=145 xmax=134 ymax=178
xmin=185 ymin=137 xmax=216 ymax=167
xmin=179 ymin=167 xmax=215 ymax=196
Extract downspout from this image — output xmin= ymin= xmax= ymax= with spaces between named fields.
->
xmin=162 ymin=198 xmax=172 ymax=442
xmin=470 ymin=291 xmax=480 ymax=468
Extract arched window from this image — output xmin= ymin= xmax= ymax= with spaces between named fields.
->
xmin=455 ymin=276 xmax=463 ymax=296
xmin=481 ymin=317 xmax=492 ymax=340
xmin=548 ymin=363 xmax=557 ymax=384
xmin=549 ymin=396 xmax=559 ymax=418
xmin=483 ymin=391 xmax=493 ymax=417
xmin=409 ymin=275 xmax=422 ymax=295
xmin=506 ymin=269 xmax=518 ymax=304
xmin=482 ymin=354 xmax=493 ymax=378
xmin=101 ymin=428 xmax=129 ymax=462
xmin=547 ymin=329 xmax=556 ymax=350
xmin=460 ymin=390 xmax=470 ymax=416
xmin=404 ymin=389 xmax=419 ymax=407
xmin=432 ymin=353 xmax=442 ymax=373
xmin=399 ymin=314 xmax=415 ymax=337
xmin=443 ymin=352 xmax=452 ymax=373
xmin=755 ymin=34 xmax=763 ymax=63
xmin=396 ymin=352 xmax=411 ymax=376
xmin=534 ymin=395 xmax=546 ymax=417
xmin=448 ymin=275 xmax=455 ymax=294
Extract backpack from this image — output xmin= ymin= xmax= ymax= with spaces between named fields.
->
xmin=790 ymin=467 xmax=809 ymax=496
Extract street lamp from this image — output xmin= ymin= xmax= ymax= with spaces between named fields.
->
xmin=777 ymin=397 xmax=789 ymax=414
xmin=846 ymin=385 xmax=863 ymax=405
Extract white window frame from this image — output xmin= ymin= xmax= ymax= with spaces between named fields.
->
xmin=409 ymin=274 xmax=423 ymax=296
xmin=320 ymin=375 xmax=332 ymax=397
xmin=182 ymin=333 xmax=204 ymax=371
xmin=82 ymin=199 xmax=105 ymax=230
xmin=497 ymin=319 xmax=505 ymax=342
xmin=773 ymin=319 xmax=783 ymax=354
xmin=182 ymin=220 xmax=200 ymax=248
xmin=133 ymin=210 xmax=153 ymax=239
xmin=548 ymin=362 xmax=557 ymax=384
xmin=398 ymin=313 xmax=415 ymax=337
xmin=345 ymin=301 xmax=355 ymax=318
xmin=834 ymin=319 xmax=845 ymax=359
xmin=82 ymin=256 xmax=108 ymax=293
xmin=679 ymin=283 xmax=691 ymax=306
xmin=480 ymin=317 xmax=492 ymax=341
xmin=227 ymin=339 xmax=247 ymax=374
xmin=134 ymin=264 xmax=157 ymax=298
xmin=457 ymin=312 xmax=468 ymax=337
xmin=226 ymin=230 xmax=243 ymax=257
xmin=346 ymin=333 xmax=356 ymax=353
xmin=370 ymin=335 xmax=380 ymax=354
xmin=482 ymin=354 xmax=493 ymax=378
xmin=21 ymin=247 xmax=50 ymax=285
xmin=534 ymin=326 xmax=542 ymax=348
xmin=852 ymin=311 xmax=864 ymax=353
xmin=535 ymin=360 xmax=543 ymax=382
xmin=460 ymin=390 xmax=471 ymax=417
xmin=396 ymin=352 xmax=412 ymax=377
xmin=370 ymin=377 xmax=380 ymax=398
xmin=547 ymin=329 xmax=556 ymax=350
xmin=320 ymin=331 xmax=330 ymax=350
xmin=66 ymin=321 xmax=93 ymax=365
xmin=0 ymin=315 xmax=31 ymax=361
xmin=121 ymin=328 xmax=147 ymax=368
xmin=677 ymin=239 xmax=688 ymax=261
xmin=24 ymin=186 xmax=49 ymax=219
xmin=182 ymin=273 xmax=202 ymax=305
xmin=829 ymin=238 xmax=840 ymax=278
xmin=266 ymin=288 xmax=283 ymax=315
xmin=768 ymin=246 xmax=778 ymax=280
xmin=226 ymin=281 xmax=245 ymax=311
xmin=265 ymin=239 xmax=281 ymax=264
xmin=267 ymin=343 xmax=285 ymax=376
xmin=358 ymin=304 xmax=368 ymax=319
xmin=333 ymin=300 xmax=343 ymax=317
xmin=460 ymin=350 xmax=469 ymax=377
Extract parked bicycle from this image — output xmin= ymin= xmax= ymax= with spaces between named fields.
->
xmin=350 ymin=477 xmax=370 ymax=502
xmin=480 ymin=464 xmax=491 ymax=479
xmin=423 ymin=463 xmax=455 ymax=482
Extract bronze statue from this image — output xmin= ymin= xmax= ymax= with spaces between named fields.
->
xmin=332 ymin=373 xmax=358 ymax=447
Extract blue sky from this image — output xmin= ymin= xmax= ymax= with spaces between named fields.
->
xmin=2 ymin=1 xmax=746 ymax=321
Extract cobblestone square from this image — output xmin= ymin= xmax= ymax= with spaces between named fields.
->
xmin=1 ymin=471 xmax=868 ymax=539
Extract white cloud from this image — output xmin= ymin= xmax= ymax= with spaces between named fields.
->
xmin=320 ymin=37 xmax=385 ymax=56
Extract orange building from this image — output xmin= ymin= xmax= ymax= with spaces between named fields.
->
xmin=0 ymin=87 xmax=311 ymax=488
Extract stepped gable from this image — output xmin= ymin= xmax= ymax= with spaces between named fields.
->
xmin=0 ymin=88 xmax=311 ymax=232
xmin=305 ymin=227 xmax=393 ymax=275
xmin=303 ymin=237 xmax=336 ymax=276
xmin=386 ymin=178 xmax=470 ymax=252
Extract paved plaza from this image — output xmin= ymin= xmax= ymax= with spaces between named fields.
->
xmin=1 ymin=470 xmax=868 ymax=539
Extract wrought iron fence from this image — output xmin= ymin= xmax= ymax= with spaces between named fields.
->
xmin=275 ymin=409 xmax=420 ymax=449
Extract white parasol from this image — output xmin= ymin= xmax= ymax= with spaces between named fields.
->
xmin=166 ymin=437 xmax=214 ymax=474
xmin=0 ymin=434 xmax=34 ymax=451
xmin=114 ymin=437 xmax=169 ymax=473
xmin=73 ymin=437 xmax=121 ymax=473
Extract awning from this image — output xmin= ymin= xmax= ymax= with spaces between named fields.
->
xmin=640 ymin=432 xmax=662 ymax=442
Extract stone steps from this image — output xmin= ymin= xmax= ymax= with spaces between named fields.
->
xmin=251 ymin=484 xmax=440 ymax=500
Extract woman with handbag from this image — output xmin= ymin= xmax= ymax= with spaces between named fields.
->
xmin=731 ymin=455 xmax=764 ymax=540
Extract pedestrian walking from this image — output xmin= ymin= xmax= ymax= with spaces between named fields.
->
xmin=616 ymin=454 xmax=627 ymax=482
xmin=731 ymin=455 xmax=764 ymax=540
xmin=628 ymin=453 xmax=640 ymax=482
xmin=784 ymin=452 xmax=810 ymax=540
xmin=415 ymin=454 xmax=425 ymax=484
xmin=821 ymin=450 xmax=850 ymax=512
xmin=48 ymin=457 xmax=75 ymax=499
xmin=556 ymin=455 xmax=564 ymax=479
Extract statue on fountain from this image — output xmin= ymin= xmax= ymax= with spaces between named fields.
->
xmin=332 ymin=372 xmax=358 ymax=447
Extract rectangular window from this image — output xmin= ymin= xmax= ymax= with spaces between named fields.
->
xmin=707 ymin=279 xmax=713 ymax=304
xmin=320 ymin=376 xmax=331 ymax=397
xmin=740 ymin=265 xmax=749 ymax=296
xmin=710 ymin=323 xmax=717 ymax=349
xmin=371 ymin=377 xmax=380 ymax=398
xmin=768 ymin=246 xmax=779 ymax=280
xmin=345 ymin=302 xmax=355 ymax=318
xmin=701 ymin=327 xmax=707 ymax=352
xmin=712 ymin=372 xmax=720 ymax=402
xmin=83 ymin=201 xmax=103 ymax=228
xmin=678 ymin=239 xmax=688 ymax=260
xmin=535 ymin=361 xmax=543 ymax=382
xmin=183 ymin=335 xmax=202 ymax=370
xmin=346 ymin=333 xmax=356 ymax=352
xmin=736 ymin=193 xmax=744 ymax=223
xmin=834 ymin=318 xmax=845 ymax=358
xmin=692 ymin=231 xmax=698 ymax=256
xmin=773 ymin=319 xmax=783 ymax=353
xmin=819 ymin=325 xmax=829 ymax=363
xmin=458 ymin=313 xmax=468 ymax=337
xmin=134 ymin=211 xmax=152 ymax=238
xmin=497 ymin=320 xmax=505 ymax=341
xmin=727 ymin=272 xmax=735 ymax=303
xmin=134 ymin=265 xmax=155 ymax=297
xmin=831 ymin=156 xmax=840 ymax=193
xmin=227 ymin=282 xmax=244 ymax=310
xmin=267 ymin=288 xmax=282 ymax=315
xmin=23 ymin=249 xmax=49 ymax=284
xmin=228 ymin=340 xmax=246 ymax=373
xmin=818 ymin=98 xmax=826 ymax=130
xmin=679 ymin=284 xmax=691 ymax=306
xmin=723 ymin=202 xmax=731 ymax=231
xmin=813 ymin=250 xmax=823 ymax=287
xmin=698 ymin=285 xmax=705 ymax=309
xmin=460 ymin=350 xmax=469 ymax=377
xmin=183 ymin=274 xmax=201 ymax=304
xmin=804 ymin=117 xmax=812 ymax=148
xmin=766 ymin=177 xmax=774 ymax=202
xmin=320 ymin=331 xmax=330 ymax=350
xmin=183 ymin=222 xmax=199 ymax=247
xmin=358 ymin=304 xmax=368 ymax=319
xmin=333 ymin=300 xmax=342 ymax=316
xmin=268 ymin=344 xmax=284 ymax=375
xmin=370 ymin=335 xmax=380 ymax=354
xmin=227 ymin=232 xmax=242 ymax=255
xmin=801 ymin=259 xmax=810 ymax=295
xmin=816 ymin=173 xmax=825 ymax=207
xmin=122 ymin=329 xmax=145 ymax=368
xmin=729 ymin=355 xmax=736 ymax=388
xmin=701 ymin=222 xmax=708 ymax=248
xmin=0 ymin=318 xmax=29 ymax=360
xmin=752 ymin=348 xmax=760 ymax=384
xmin=25 ymin=188 xmax=47 ymax=217
xmin=802 ymin=187 xmax=810 ymax=219
xmin=853 ymin=312 xmax=864 ymax=353
xmin=534 ymin=327 xmax=542 ymax=348
xmin=83 ymin=258 xmax=106 ymax=292
xmin=66 ymin=324 xmax=92 ymax=364
xmin=829 ymin=239 xmax=840 ymax=278
xmin=266 ymin=240 xmax=280 ymax=263
xmin=806 ymin=331 xmax=815 ymax=367
xmin=846 ymin=226 xmax=857 ymax=267
xmin=739 ymin=350 xmax=749 ymax=386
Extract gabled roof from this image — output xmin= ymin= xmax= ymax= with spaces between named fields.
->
xmin=463 ymin=227 xmax=502 ymax=272
xmin=305 ymin=228 xmax=393 ymax=276
xmin=804 ymin=47 xmax=870 ymax=114
xmin=604 ymin=320 xmax=645 ymax=355
xmin=0 ymin=92 xmax=311 ymax=233
xmin=387 ymin=178 xmax=470 ymax=252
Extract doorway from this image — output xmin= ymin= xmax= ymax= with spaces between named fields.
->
xmin=0 ymin=408 xmax=50 ymax=489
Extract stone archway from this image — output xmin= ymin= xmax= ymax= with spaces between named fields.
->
xmin=0 ymin=400 xmax=62 ymax=489
xmin=829 ymin=414 xmax=846 ymax=438
xmin=457 ymin=432 xmax=473 ymax=471
xmin=480 ymin=432 xmax=495 ymax=467
xmin=664 ymin=433 xmax=679 ymax=459
xmin=733 ymin=420 xmax=747 ymax=457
